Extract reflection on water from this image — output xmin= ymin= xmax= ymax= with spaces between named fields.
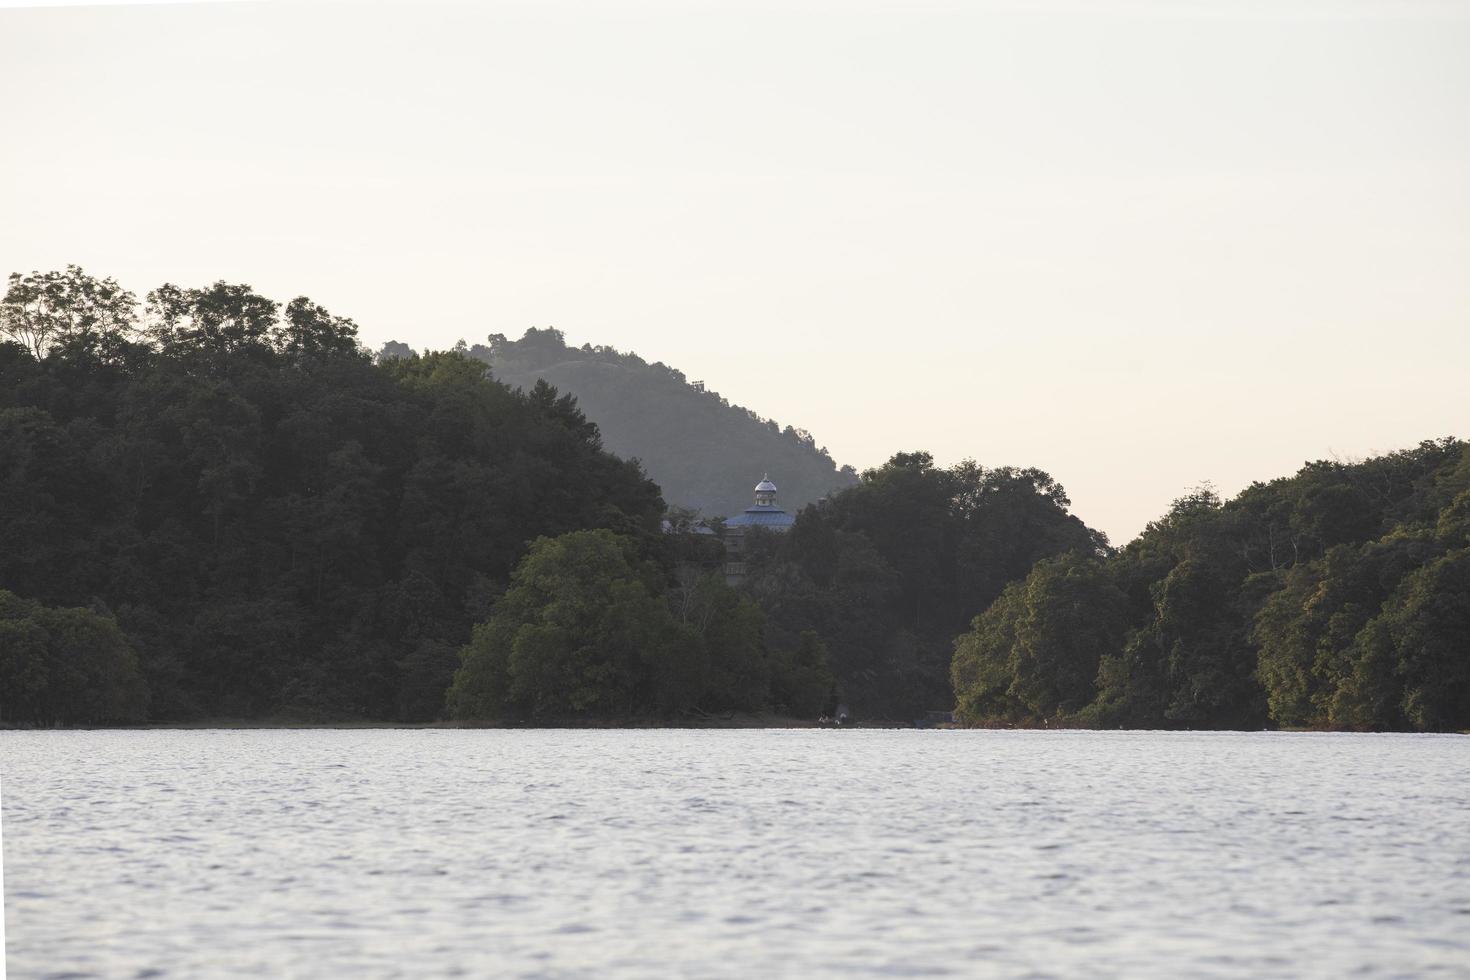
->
xmin=3 ymin=730 xmax=1468 ymax=977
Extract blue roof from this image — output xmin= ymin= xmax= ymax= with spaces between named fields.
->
xmin=724 ymin=505 xmax=795 ymax=529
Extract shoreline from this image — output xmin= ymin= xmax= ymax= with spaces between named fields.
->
xmin=8 ymin=717 xmax=1464 ymax=734
xmin=10 ymin=713 xmax=872 ymax=732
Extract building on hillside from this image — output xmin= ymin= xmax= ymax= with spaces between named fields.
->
xmin=722 ymin=474 xmax=795 ymax=582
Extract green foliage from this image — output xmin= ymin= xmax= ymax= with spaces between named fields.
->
xmin=1256 ymin=533 xmax=1470 ymax=732
xmin=0 ymin=590 xmax=148 ymax=726
xmin=0 ymin=268 xmax=664 ymax=722
xmin=1252 ymin=534 xmax=1435 ymax=727
xmin=454 ymin=327 xmax=859 ymax=516
xmin=745 ymin=452 xmax=1105 ymax=717
xmin=448 ymin=530 xmax=777 ymax=720
xmin=953 ymin=553 xmax=1128 ymax=725
xmin=1 ymin=266 xmax=138 ymax=361
xmin=145 ymin=280 xmax=281 ymax=360
xmin=1366 ymin=548 xmax=1470 ymax=730
xmin=769 ymin=631 xmax=836 ymax=718
xmin=376 ymin=340 xmax=415 ymax=362
xmin=449 ymin=530 xmax=677 ymax=717
xmin=1245 ymin=444 xmax=1470 ymax=732
xmin=954 ymin=439 xmax=1470 ymax=732
xmin=12 ymin=267 xmax=1464 ymax=733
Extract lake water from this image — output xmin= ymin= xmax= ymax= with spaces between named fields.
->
xmin=3 ymin=730 xmax=1468 ymax=978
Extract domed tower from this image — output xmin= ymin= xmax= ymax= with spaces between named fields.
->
xmin=722 ymin=473 xmax=797 ymax=583
xmin=754 ymin=474 xmax=778 ymax=509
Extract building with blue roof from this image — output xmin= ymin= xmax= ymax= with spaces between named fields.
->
xmin=723 ymin=475 xmax=796 ymax=531
xmin=723 ymin=474 xmax=794 ymax=582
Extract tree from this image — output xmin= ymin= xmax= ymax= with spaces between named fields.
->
xmin=673 ymin=571 xmax=769 ymax=713
xmin=447 ymin=530 xmax=698 ymax=719
xmin=144 ymin=280 xmax=279 ymax=361
xmin=952 ymin=553 xmax=1128 ymax=725
xmin=955 ymin=442 xmax=1470 ymax=731
xmin=278 ymin=297 xmax=364 ymax=362
xmin=1330 ymin=548 xmax=1470 ymax=731
xmin=0 ymin=268 xmax=666 ymax=722
xmin=0 ymin=590 xmax=149 ymax=726
xmin=0 ymin=266 xmax=137 ymax=360
xmin=746 ymin=451 xmax=1103 ymax=717
xmin=376 ymin=340 xmax=415 ymax=362
xmin=769 ymin=630 xmax=836 ymax=717
xmin=1253 ymin=534 xmax=1436 ymax=727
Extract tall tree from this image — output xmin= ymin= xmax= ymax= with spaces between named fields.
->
xmin=1 ymin=266 xmax=137 ymax=360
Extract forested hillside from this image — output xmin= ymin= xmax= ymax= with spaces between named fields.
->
xmin=741 ymin=453 xmax=1107 ymax=718
xmin=382 ymin=328 xmax=859 ymax=516
xmin=952 ymin=440 xmax=1470 ymax=732
xmin=0 ymin=267 xmax=662 ymax=723
xmin=7 ymin=268 xmax=1463 ymax=732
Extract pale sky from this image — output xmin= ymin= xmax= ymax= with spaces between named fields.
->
xmin=3 ymin=0 xmax=1468 ymax=543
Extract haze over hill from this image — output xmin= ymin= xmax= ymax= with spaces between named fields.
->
xmin=385 ymin=328 xmax=859 ymax=518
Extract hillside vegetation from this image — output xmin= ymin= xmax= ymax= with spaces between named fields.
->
xmin=386 ymin=328 xmax=859 ymax=517
xmin=7 ymin=267 xmax=1464 ymax=732
xmin=741 ymin=452 xmax=1106 ymax=718
xmin=0 ymin=267 xmax=662 ymax=722
xmin=952 ymin=439 xmax=1470 ymax=732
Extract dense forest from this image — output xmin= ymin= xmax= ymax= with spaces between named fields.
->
xmin=4 ymin=267 xmax=1464 ymax=732
xmin=740 ymin=452 xmax=1107 ymax=718
xmin=446 ymin=528 xmax=833 ymax=722
xmin=0 ymin=267 xmax=838 ymax=726
xmin=952 ymin=440 xmax=1470 ymax=732
xmin=0 ymin=267 xmax=663 ymax=724
xmin=381 ymin=328 xmax=859 ymax=517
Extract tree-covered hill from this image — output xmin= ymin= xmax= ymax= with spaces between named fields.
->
xmin=741 ymin=452 xmax=1107 ymax=718
xmin=952 ymin=439 xmax=1470 ymax=732
xmin=0 ymin=267 xmax=663 ymax=722
xmin=384 ymin=328 xmax=860 ymax=517
xmin=9 ymin=269 xmax=1463 ymax=733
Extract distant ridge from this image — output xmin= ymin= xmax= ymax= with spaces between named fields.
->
xmin=399 ymin=328 xmax=859 ymax=516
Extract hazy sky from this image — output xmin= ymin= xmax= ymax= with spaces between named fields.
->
xmin=4 ymin=0 xmax=1467 ymax=543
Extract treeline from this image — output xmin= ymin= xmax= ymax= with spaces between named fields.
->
xmin=383 ymin=327 xmax=860 ymax=517
xmin=447 ymin=529 xmax=834 ymax=721
xmin=0 ymin=267 xmax=663 ymax=724
xmin=445 ymin=451 xmax=1101 ymax=723
xmin=7 ymin=269 xmax=1464 ymax=732
xmin=952 ymin=440 xmax=1470 ymax=732
xmin=739 ymin=452 xmax=1107 ymax=718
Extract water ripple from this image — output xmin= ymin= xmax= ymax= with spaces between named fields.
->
xmin=3 ymin=730 xmax=1468 ymax=978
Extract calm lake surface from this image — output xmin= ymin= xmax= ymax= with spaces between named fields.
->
xmin=3 ymin=730 xmax=1468 ymax=978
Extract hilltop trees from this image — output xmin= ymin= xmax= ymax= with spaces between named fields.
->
xmin=1 ymin=266 xmax=138 ymax=360
xmin=952 ymin=439 xmax=1470 ymax=732
xmin=0 ymin=267 xmax=663 ymax=723
xmin=1251 ymin=469 xmax=1470 ymax=731
xmin=7 ymin=266 xmax=1465 ymax=732
xmin=448 ymin=327 xmax=859 ymax=517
